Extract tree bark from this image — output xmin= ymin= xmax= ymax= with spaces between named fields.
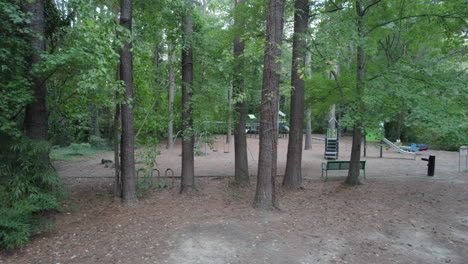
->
xmin=167 ymin=43 xmax=176 ymax=151
xmin=119 ymin=0 xmax=138 ymax=205
xmin=345 ymin=3 xmax=365 ymax=185
xmin=113 ymin=100 xmax=121 ymax=200
xmin=180 ymin=0 xmax=195 ymax=193
xmin=227 ymin=82 xmax=232 ymax=144
xmin=233 ymin=0 xmax=249 ymax=184
xmin=328 ymin=104 xmax=336 ymax=136
xmin=254 ymin=0 xmax=285 ymax=209
xmin=304 ymin=49 xmax=312 ymax=150
xmin=24 ymin=0 xmax=48 ymax=147
xmin=304 ymin=108 xmax=312 ymax=150
xmin=93 ymin=107 xmax=101 ymax=137
xmin=283 ymin=0 xmax=308 ymax=189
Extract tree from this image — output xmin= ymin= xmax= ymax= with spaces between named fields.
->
xmin=254 ymin=0 xmax=285 ymax=209
xmin=233 ymin=0 xmax=249 ymax=184
xmin=119 ymin=0 xmax=138 ymax=205
xmin=167 ymin=43 xmax=176 ymax=151
xmin=283 ymin=0 xmax=309 ymax=189
xmin=23 ymin=0 xmax=48 ymax=147
xmin=180 ymin=0 xmax=195 ymax=193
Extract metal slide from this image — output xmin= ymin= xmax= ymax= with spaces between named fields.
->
xmin=382 ymin=138 xmax=416 ymax=157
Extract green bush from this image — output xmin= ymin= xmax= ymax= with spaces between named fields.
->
xmin=89 ymin=135 xmax=108 ymax=148
xmin=0 ymin=135 xmax=63 ymax=249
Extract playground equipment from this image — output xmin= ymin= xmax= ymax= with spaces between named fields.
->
xmin=246 ymin=111 xmax=289 ymax=136
xmin=324 ymin=118 xmax=339 ymax=159
xmin=382 ymin=138 xmax=416 ymax=158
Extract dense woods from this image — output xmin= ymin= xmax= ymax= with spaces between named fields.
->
xmin=1 ymin=0 xmax=466 ymax=249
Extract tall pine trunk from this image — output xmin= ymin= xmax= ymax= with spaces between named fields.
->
xmin=180 ymin=0 xmax=195 ymax=193
xmin=233 ymin=0 xmax=249 ymax=184
xmin=254 ymin=0 xmax=285 ymax=209
xmin=283 ymin=0 xmax=308 ymax=189
xmin=167 ymin=43 xmax=176 ymax=151
xmin=24 ymin=0 xmax=48 ymax=148
xmin=119 ymin=0 xmax=138 ymax=205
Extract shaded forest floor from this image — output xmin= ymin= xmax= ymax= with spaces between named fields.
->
xmin=1 ymin=135 xmax=467 ymax=264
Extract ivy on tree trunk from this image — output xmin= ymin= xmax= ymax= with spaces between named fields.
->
xmin=180 ymin=0 xmax=195 ymax=193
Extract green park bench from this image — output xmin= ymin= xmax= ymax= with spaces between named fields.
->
xmin=321 ymin=160 xmax=366 ymax=180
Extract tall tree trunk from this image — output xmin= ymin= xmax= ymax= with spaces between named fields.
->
xmin=304 ymin=108 xmax=312 ymax=150
xmin=283 ymin=0 xmax=308 ymax=189
xmin=202 ymin=0 xmax=208 ymax=15
xmin=167 ymin=43 xmax=176 ymax=151
xmin=93 ymin=107 xmax=101 ymax=137
xmin=233 ymin=0 xmax=249 ymax=184
xmin=226 ymin=82 xmax=232 ymax=144
xmin=113 ymin=100 xmax=121 ymax=200
xmin=304 ymin=48 xmax=312 ymax=150
xmin=119 ymin=0 xmax=138 ymax=205
xmin=180 ymin=0 xmax=195 ymax=193
xmin=345 ymin=3 xmax=365 ymax=185
xmin=254 ymin=0 xmax=285 ymax=209
xmin=24 ymin=0 xmax=48 ymax=147
xmin=328 ymin=104 xmax=336 ymax=136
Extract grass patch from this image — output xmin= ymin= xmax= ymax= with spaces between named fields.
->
xmin=50 ymin=143 xmax=112 ymax=161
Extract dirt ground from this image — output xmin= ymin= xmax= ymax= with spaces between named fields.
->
xmin=1 ymin=135 xmax=467 ymax=264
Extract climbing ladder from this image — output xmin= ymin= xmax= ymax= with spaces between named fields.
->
xmin=324 ymin=119 xmax=339 ymax=160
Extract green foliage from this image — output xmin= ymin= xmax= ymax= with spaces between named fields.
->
xmin=0 ymin=0 xmax=33 ymax=138
xmin=306 ymin=0 xmax=467 ymax=148
xmin=89 ymin=135 xmax=109 ymax=148
xmin=50 ymin=143 xmax=111 ymax=161
xmin=0 ymin=135 xmax=63 ymax=249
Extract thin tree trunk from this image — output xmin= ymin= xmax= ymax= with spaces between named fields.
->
xmin=119 ymin=0 xmax=138 ymax=205
xmin=24 ymin=0 xmax=48 ymax=148
xmin=304 ymin=108 xmax=312 ymax=150
xmin=254 ymin=0 xmax=285 ymax=209
xmin=328 ymin=104 xmax=336 ymax=136
xmin=167 ymin=43 xmax=176 ymax=151
xmin=304 ymin=48 xmax=312 ymax=150
xmin=93 ymin=107 xmax=100 ymax=137
xmin=202 ymin=0 xmax=208 ymax=15
xmin=233 ymin=0 xmax=249 ymax=184
xmin=227 ymin=82 xmax=232 ymax=144
xmin=180 ymin=0 xmax=195 ymax=193
xmin=283 ymin=0 xmax=308 ymax=189
xmin=345 ymin=4 xmax=365 ymax=185
xmin=113 ymin=100 xmax=121 ymax=200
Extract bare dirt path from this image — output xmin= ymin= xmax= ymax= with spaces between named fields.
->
xmin=1 ymin=135 xmax=467 ymax=264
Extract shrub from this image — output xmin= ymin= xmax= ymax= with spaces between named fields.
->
xmin=89 ymin=135 xmax=108 ymax=148
xmin=0 ymin=135 xmax=63 ymax=249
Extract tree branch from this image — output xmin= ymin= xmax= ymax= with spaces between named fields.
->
xmin=366 ymin=13 xmax=462 ymax=36
xmin=362 ymin=0 xmax=383 ymax=16
xmin=330 ymin=70 xmax=345 ymax=99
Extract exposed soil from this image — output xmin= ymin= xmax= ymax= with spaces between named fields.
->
xmin=1 ymin=135 xmax=467 ymax=264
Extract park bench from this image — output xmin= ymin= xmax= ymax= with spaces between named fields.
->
xmin=321 ymin=160 xmax=366 ymax=180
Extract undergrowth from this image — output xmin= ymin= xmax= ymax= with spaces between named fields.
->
xmin=50 ymin=143 xmax=112 ymax=161
xmin=0 ymin=135 xmax=63 ymax=249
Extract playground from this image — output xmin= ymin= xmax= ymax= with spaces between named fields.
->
xmin=2 ymin=135 xmax=467 ymax=264
xmin=56 ymin=134 xmax=462 ymax=181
